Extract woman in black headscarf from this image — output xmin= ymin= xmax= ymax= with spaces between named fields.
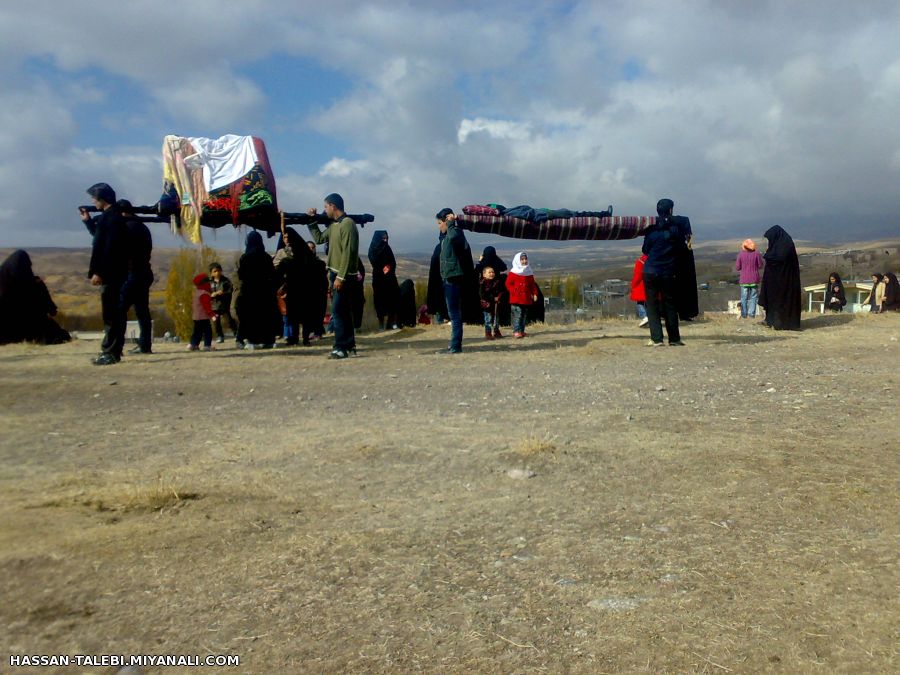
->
xmin=303 ymin=241 xmax=328 ymax=343
xmin=397 ymin=278 xmax=418 ymax=327
xmin=883 ymin=272 xmax=900 ymax=312
xmin=426 ymin=233 xmax=448 ymax=322
xmin=759 ymin=225 xmax=802 ymax=330
xmin=0 ymin=249 xmax=70 ymax=345
xmin=274 ymin=226 xmax=313 ymax=345
xmin=474 ymin=245 xmax=507 ymax=277
xmin=368 ymin=230 xmax=400 ymax=330
xmin=824 ymin=272 xmax=847 ymax=313
xmin=236 ymin=231 xmax=280 ymax=348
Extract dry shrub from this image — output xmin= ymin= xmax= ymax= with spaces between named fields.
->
xmin=515 ymin=432 xmax=557 ymax=457
xmin=39 ymin=476 xmax=199 ymax=513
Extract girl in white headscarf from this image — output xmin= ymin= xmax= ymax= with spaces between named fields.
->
xmin=505 ymin=252 xmax=538 ymax=338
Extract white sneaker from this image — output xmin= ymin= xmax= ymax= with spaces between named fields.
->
xmin=638 ymin=317 xmax=649 ymax=327
xmin=646 ymin=339 xmax=663 ymax=347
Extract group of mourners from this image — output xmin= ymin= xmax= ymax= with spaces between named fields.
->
xmin=839 ymin=271 xmax=900 ymax=315
xmin=187 ymin=195 xmax=416 ymax=357
xmin=426 ymin=208 xmax=548 ymax=353
xmin=2 ymin=187 xmax=898 ymax=360
xmin=727 ymin=230 xmax=899 ymax=322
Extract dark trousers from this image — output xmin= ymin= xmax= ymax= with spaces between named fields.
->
xmin=644 ymin=273 xmax=681 ymax=344
xmin=330 ymin=273 xmax=356 ymax=352
xmin=190 ymin=319 xmax=212 ymax=348
xmin=100 ymin=282 xmax=126 ymax=358
xmin=443 ymin=279 xmax=463 ymax=351
xmin=120 ymin=275 xmax=152 ymax=352
xmin=212 ymin=309 xmax=236 ymax=338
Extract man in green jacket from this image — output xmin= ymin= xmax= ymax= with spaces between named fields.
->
xmin=437 ymin=207 xmax=469 ymax=353
xmin=307 ymin=193 xmax=359 ymax=359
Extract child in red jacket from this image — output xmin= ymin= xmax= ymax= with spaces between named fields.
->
xmin=505 ymin=252 xmax=538 ymax=338
xmin=189 ymin=273 xmax=216 ymax=351
xmin=630 ymin=254 xmax=649 ymax=327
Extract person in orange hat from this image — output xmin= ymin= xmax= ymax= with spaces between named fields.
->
xmin=735 ymin=239 xmax=764 ymax=318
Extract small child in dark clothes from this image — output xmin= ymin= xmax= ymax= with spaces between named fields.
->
xmin=479 ymin=266 xmax=504 ymax=339
xmin=189 ymin=273 xmax=216 ymax=351
xmin=208 ymin=262 xmax=236 ymax=342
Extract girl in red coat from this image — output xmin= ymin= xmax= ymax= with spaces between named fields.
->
xmin=505 ymin=252 xmax=538 ymax=338
xmin=189 ymin=273 xmax=216 ymax=351
xmin=630 ymin=254 xmax=649 ymax=327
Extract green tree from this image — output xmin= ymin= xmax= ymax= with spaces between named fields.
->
xmin=164 ymin=246 xmax=221 ymax=341
xmin=564 ymin=275 xmax=581 ymax=307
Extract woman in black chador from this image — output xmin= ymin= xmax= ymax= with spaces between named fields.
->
xmin=759 ymin=225 xmax=802 ymax=330
xmin=0 ymin=249 xmax=70 ymax=345
xmin=397 ymin=279 xmax=418 ymax=327
xmin=824 ymin=272 xmax=847 ymax=313
xmin=368 ymin=230 xmax=401 ymax=329
xmin=426 ymin=232 xmax=448 ymax=322
xmin=236 ymin=231 xmax=280 ymax=347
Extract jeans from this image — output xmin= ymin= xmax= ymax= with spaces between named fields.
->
xmin=643 ymin=274 xmax=680 ymax=344
xmin=190 ymin=319 xmax=212 ymax=347
xmin=330 ymin=273 xmax=356 ymax=352
xmin=511 ymin=304 xmax=527 ymax=334
xmin=100 ymin=281 xmax=126 ymax=358
xmin=120 ymin=274 xmax=152 ymax=352
xmin=443 ymin=279 xmax=463 ymax=351
xmin=483 ymin=309 xmax=499 ymax=332
xmin=636 ymin=302 xmax=647 ymax=319
xmin=740 ymin=285 xmax=759 ymax=318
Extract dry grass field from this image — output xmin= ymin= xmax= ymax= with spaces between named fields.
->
xmin=1 ymin=312 xmax=898 ymax=673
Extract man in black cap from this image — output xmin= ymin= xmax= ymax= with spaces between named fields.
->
xmin=79 ymin=183 xmax=128 ymax=365
xmin=117 ymin=199 xmax=154 ymax=355
xmin=306 ymin=193 xmax=359 ymax=359
xmin=641 ymin=198 xmax=688 ymax=346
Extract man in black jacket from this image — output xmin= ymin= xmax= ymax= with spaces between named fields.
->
xmin=642 ymin=198 xmax=687 ymax=347
xmin=117 ymin=200 xmax=154 ymax=354
xmin=79 ymin=183 xmax=128 ymax=365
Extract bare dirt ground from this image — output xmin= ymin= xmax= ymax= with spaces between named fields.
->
xmin=1 ymin=313 xmax=898 ymax=673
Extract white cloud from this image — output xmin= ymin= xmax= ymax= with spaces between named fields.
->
xmin=458 ymin=118 xmax=532 ymax=144
xmin=318 ymin=158 xmax=372 ymax=178
xmin=2 ymin=1 xmax=900 ymax=251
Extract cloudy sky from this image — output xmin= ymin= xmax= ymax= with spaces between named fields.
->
xmin=1 ymin=0 xmax=898 ymax=253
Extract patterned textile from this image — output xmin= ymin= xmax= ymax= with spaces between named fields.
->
xmin=456 ymin=214 xmax=655 ymax=241
xmin=162 ymin=135 xmax=278 ymax=241
xmin=462 ymin=204 xmax=502 ymax=216
xmin=162 ymin=135 xmax=207 ymax=244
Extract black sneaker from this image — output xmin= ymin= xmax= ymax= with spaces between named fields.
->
xmin=329 ymin=349 xmax=349 ymax=359
xmin=92 ymin=353 xmax=120 ymax=366
xmin=669 ymin=340 xmax=686 ymax=346
xmin=128 ymin=346 xmax=152 ymax=354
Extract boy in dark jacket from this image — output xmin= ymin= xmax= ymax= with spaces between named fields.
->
xmin=209 ymin=262 xmax=236 ymax=342
xmin=479 ymin=266 xmax=504 ymax=339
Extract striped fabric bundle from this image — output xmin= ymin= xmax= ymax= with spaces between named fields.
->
xmin=456 ymin=214 xmax=656 ymax=241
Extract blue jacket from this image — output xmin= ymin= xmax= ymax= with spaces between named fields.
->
xmin=641 ymin=216 xmax=689 ymax=277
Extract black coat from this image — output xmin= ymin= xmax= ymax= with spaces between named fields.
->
xmin=824 ymin=274 xmax=847 ymax=312
xmin=368 ymin=231 xmax=400 ymax=320
xmin=426 ymin=239 xmax=448 ymax=318
xmin=87 ymin=207 xmax=129 ymax=284
xmin=759 ymin=225 xmax=802 ymax=330
xmin=236 ymin=232 xmax=280 ymax=344
xmin=0 ymin=250 xmax=70 ymax=345
xmin=397 ymin=279 xmax=418 ymax=327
